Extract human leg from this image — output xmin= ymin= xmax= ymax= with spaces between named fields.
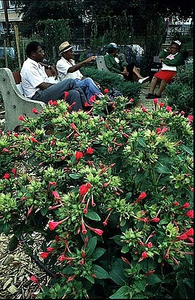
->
xmin=145 ymin=76 xmax=160 ymax=99
xmin=155 ymin=79 xmax=167 ymax=97
xmin=32 ymin=78 xmax=87 ymax=110
xmin=75 ymin=78 xmax=103 ymax=101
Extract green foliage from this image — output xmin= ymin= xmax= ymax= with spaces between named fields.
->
xmin=165 ymin=64 xmax=193 ymax=114
xmin=37 ymin=19 xmax=71 ymax=63
xmin=81 ymin=67 xmax=141 ymax=102
xmin=0 ymin=97 xmax=194 ymax=299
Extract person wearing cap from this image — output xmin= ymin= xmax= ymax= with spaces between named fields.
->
xmin=21 ymin=41 xmax=88 ymax=112
xmin=56 ymin=41 xmax=103 ymax=101
xmin=104 ymin=42 xmax=149 ymax=83
xmin=146 ymin=40 xmax=184 ymax=99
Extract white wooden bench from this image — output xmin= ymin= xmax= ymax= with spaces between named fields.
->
xmin=0 ymin=67 xmax=46 ymax=132
xmin=96 ymin=56 xmax=124 ymax=79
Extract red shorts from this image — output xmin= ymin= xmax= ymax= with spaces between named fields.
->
xmin=154 ymin=70 xmax=176 ymax=83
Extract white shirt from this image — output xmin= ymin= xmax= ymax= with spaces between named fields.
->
xmin=21 ymin=58 xmax=49 ymax=98
xmin=56 ymin=57 xmax=83 ymax=81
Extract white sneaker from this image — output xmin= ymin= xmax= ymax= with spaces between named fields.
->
xmin=138 ymin=76 xmax=150 ymax=84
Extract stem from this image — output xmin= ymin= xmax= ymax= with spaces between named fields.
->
xmin=20 ymin=235 xmax=57 ymax=278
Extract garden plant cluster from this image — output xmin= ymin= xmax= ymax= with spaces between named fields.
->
xmin=0 ymin=92 xmax=194 ymax=299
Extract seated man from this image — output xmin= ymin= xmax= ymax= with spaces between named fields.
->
xmin=146 ymin=40 xmax=184 ymax=99
xmin=104 ymin=43 xmax=149 ymax=83
xmin=21 ymin=41 xmax=88 ymax=112
xmin=56 ymin=41 xmax=103 ymax=101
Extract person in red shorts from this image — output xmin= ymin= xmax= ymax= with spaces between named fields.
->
xmin=146 ymin=40 xmax=184 ymax=99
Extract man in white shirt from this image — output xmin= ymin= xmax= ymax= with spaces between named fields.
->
xmin=21 ymin=41 xmax=88 ymax=111
xmin=56 ymin=41 xmax=103 ymax=101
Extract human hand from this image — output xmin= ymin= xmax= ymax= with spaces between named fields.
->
xmin=85 ymin=56 xmax=97 ymax=63
xmin=50 ymin=66 xmax=58 ymax=80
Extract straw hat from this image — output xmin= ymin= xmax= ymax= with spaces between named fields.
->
xmin=59 ymin=41 xmax=73 ymax=54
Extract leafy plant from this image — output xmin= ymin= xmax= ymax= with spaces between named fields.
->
xmin=165 ymin=64 xmax=193 ymax=115
xmin=0 ymin=96 xmax=194 ymax=299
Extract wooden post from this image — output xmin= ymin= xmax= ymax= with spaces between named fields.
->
xmin=14 ymin=24 xmax=21 ymax=69
xmin=3 ymin=39 xmax=8 ymax=67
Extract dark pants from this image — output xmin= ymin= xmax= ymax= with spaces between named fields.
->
xmin=123 ymin=63 xmax=136 ymax=81
xmin=32 ymin=78 xmax=87 ymax=111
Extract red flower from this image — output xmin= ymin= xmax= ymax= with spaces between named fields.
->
xmin=3 ymin=173 xmax=10 ymax=179
xmin=48 ymin=217 xmax=69 ymax=231
xmin=86 ymin=147 xmax=94 ymax=154
xmin=159 ymin=102 xmax=164 ymax=108
xmin=18 ymin=115 xmax=25 ymax=121
xmin=129 ymin=98 xmax=134 ymax=103
xmin=79 ymin=183 xmax=91 ymax=196
xmin=181 ymin=202 xmax=190 ymax=208
xmin=32 ymin=108 xmax=40 ymax=114
xmin=3 ymin=148 xmax=9 ymax=152
xmin=150 ymin=217 xmax=160 ymax=223
xmin=12 ymin=168 xmax=17 ymax=175
xmin=133 ymin=192 xmax=147 ymax=204
xmin=187 ymin=115 xmax=193 ymax=123
xmin=75 ymin=151 xmax=83 ymax=161
xmin=30 ymin=137 xmax=40 ymax=144
xmin=88 ymin=95 xmax=96 ymax=103
xmin=142 ymin=106 xmax=148 ymax=113
xmin=64 ymin=91 xmax=69 ymax=100
xmin=84 ymin=102 xmax=93 ymax=107
xmin=104 ymin=88 xmax=109 ymax=94
xmin=186 ymin=210 xmax=194 ymax=218
xmin=160 ymin=127 xmax=167 ymax=135
xmin=40 ymin=252 xmax=50 ymax=259
xmin=177 ymin=233 xmax=188 ymax=240
xmin=186 ymin=228 xmax=194 ymax=236
xmin=86 ymin=224 xmax=103 ymax=236
xmin=156 ymin=128 xmax=161 ymax=134
xmin=166 ymin=106 xmax=172 ymax=112
xmin=30 ymin=275 xmax=39 ymax=284
xmin=138 ymin=251 xmax=148 ymax=262
xmin=52 ymin=191 xmax=60 ymax=199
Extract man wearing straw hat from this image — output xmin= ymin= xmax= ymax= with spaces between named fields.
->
xmin=56 ymin=41 xmax=103 ymax=101
xmin=21 ymin=41 xmax=88 ymax=111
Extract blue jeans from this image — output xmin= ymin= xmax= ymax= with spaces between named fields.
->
xmin=32 ymin=78 xmax=87 ymax=111
xmin=75 ymin=77 xmax=101 ymax=101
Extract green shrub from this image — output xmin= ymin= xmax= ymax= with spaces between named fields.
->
xmin=81 ymin=66 xmax=141 ymax=103
xmin=165 ymin=64 xmax=193 ymax=115
xmin=0 ymin=97 xmax=194 ymax=299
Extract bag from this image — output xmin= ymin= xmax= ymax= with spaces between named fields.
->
xmin=108 ymin=88 xmax=123 ymax=100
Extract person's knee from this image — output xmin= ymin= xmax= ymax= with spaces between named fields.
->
xmin=65 ymin=78 xmax=76 ymax=89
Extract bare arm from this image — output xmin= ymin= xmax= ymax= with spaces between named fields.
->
xmin=37 ymin=82 xmax=54 ymax=90
xmin=68 ymin=56 xmax=97 ymax=73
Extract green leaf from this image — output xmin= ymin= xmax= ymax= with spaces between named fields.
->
xmin=109 ymin=235 xmax=124 ymax=246
xmin=93 ymin=264 xmax=110 ymax=279
xmin=120 ymin=218 xmax=126 ymax=227
xmin=85 ymin=274 xmax=95 ymax=284
xmin=8 ymin=235 xmax=19 ymax=251
xmin=110 ymin=286 xmax=132 ymax=299
xmin=180 ymin=145 xmax=193 ymax=155
xmin=137 ymin=137 xmax=147 ymax=147
xmin=86 ymin=236 xmax=97 ymax=257
xmin=146 ymin=274 xmax=162 ymax=285
xmin=90 ymin=247 xmax=106 ymax=260
xmin=121 ymin=245 xmax=129 ymax=253
xmin=85 ymin=210 xmax=101 ymax=221
xmin=109 ymin=258 xmax=128 ymax=286
xmin=69 ymin=173 xmax=80 ymax=179
xmin=156 ymin=165 xmax=171 ymax=174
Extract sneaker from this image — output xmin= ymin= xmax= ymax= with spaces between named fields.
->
xmin=154 ymin=93 xmax=161 ymax=98
xmin=138 ymin=76 xmax=150 ymax=84
xmin=145 ymin=93 xmax=155 ymax=99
